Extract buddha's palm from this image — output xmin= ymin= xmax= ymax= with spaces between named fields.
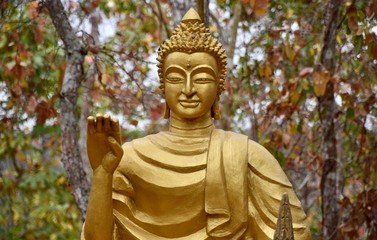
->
xmin=87 ymin=114 xmax=123 ymax=174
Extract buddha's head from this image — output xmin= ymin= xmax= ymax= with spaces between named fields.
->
xmin=157 ymin=8 xmax=227 ymax=120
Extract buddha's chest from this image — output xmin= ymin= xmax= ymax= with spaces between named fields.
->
xmin=124 ymin=149 xmax=208 ymax=218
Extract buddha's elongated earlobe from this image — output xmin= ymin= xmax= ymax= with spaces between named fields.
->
xmin=212 ymin=99 xmax=221 ymax=120
xmin=164 ymin=101 xmax=170 ymax=119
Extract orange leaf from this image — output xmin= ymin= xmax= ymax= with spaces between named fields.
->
xmin=28 ymin=1 xmax=39 ymax=19
xmin=347 ymin=4 xmax=358 ymax=31
xmin=370 ymin=43 xmax=377 ymax=60
xmin=249 ymin=0 xmax=256 ymax=8
xmin=130 ymin=119 xmax=138 ymax=126
xmin=366 ymin=0 xmax=377 ymax=19
xmin=282 ymin=133 xmax=291 ymax=146
xmin=85 ymin=55 xmax=94 ymax=64
xmin=11 ymin=64 xmax=27 ymax=80
xmin=269 ymin=49 xmax=282 ymax=66
xmin=34 ymin=24 xmax=44 ymax=44
xmin=284 ymin=44 xmax=296 ymax=62
xmin=259 ymin=63 xmax=272 ymax=78
xmin=290 ymin=89 xmax=300 ymax=104
xmin=26 ymin=96 xmax=38 ymax=114
xmin=88 ymin=44 xmax=100 ymax=54
xmin=299 ymin=67 xmax=313 ymax=77
xmin=91 ymin=0 xmax=100 ymax=8
xmin=254 ymin=0 xmax=269 ymax=17
xmin=16 ymin=151 xmax=27 ymax=162
xmin=313 ymin=70 xmax=330 ymax=97
xmin=35 ymin=100 xmax=58 ymax=124
xmin=365 ymin=33 xmax=376 ymax=45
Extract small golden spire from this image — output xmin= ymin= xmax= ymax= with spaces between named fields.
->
xmin=182 ymin=8 xmax=202 ymax=23
xmin=274 ymin=193 xmax=295 ymax=240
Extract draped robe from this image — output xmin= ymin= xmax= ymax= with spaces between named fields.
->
xmin=83 ymin=129 xmax=311 ymax=239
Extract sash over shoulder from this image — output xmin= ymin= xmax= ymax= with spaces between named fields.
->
xmin=205 ymin=129 xmax=249 ymax=239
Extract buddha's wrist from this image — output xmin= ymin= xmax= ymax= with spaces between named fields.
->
xmin=93 ymin=165 xmax=114 ymax=179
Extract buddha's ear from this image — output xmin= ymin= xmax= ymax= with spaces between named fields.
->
xmin=164 ymin=101 xmax=170 ymax=119
xmin=211 ymin=98 xmax=221 ymax=120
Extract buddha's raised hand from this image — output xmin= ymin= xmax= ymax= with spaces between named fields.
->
xmin=87 ymin=114 xmax=123 ymax=174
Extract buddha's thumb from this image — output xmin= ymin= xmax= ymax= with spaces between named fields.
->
xmin=108 ymin=136 xmax=124 ymax=160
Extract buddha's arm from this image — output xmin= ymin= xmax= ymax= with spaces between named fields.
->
xmin=84 ymin=166 xmax=115 ymax=240
xmin=83 ymin=115 xmax=124 ymax=240
xmin=246 ymin=140 xmax=311 ymax=240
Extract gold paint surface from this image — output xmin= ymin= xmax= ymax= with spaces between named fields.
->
xmin=82 ymin=8 xmax=312 ymax=240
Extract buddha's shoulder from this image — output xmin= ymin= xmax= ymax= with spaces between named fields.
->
xmin=213 ymin=128 xmax=248 ymax=141
xmin=215 ymin=129 xmax=270 ymax=153
xmin=213 ymin=129 xmax=276 ymax=162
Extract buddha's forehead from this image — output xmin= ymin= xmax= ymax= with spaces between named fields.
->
xmin=164 ymin=52 xmax=218 ymax=72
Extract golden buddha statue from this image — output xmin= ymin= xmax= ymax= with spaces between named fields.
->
xmin=82 ymin=9 xmax=311 ymax=240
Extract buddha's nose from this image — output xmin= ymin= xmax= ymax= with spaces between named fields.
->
xmin=182 ymin=76 xmax=196 ymax=97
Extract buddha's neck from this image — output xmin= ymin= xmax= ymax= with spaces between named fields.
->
xmin=169 ymin=112 xmax=213 ymax=136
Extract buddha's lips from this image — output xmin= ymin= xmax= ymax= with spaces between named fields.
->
xmin=179 ymin=100 xmax=200 ymax=107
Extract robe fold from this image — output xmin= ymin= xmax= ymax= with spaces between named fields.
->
xmin=82 ymin=129 xmax=311 ymax=239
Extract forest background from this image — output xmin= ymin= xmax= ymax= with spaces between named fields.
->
xmin=0 ymin=0 xmax=376 ymax=239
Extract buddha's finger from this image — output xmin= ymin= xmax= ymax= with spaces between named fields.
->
xmin=111 ymin=117 xmax=120 ymax=131
xmin=87 ymin=116 xmax=96 ymax=134
xmin=96 ymin=113 xmax=104 ymax=132
xmin=108 ymin=136 xmax=124 ymax=160
xmin=104 ymin=114 xmax=111 ymax=131
xmin=111 ymin=118 xmax=121 ymax=143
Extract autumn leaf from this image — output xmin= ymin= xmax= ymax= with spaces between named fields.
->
xmin=366 ymin=0 xmax=377 ymax=19
xmin=26 ymin=96 xmax=38 ymax=114
xmin=312 ymin=70 xmax=330 ymax=97
xmin=290 ymin=88 xmax=300 ymax=104
xmin=259 ymin=63 xmax=272 ymax=78
xmin=369 ymin=42 xmax=377 ymax=60
xmin=85 ymin=55 xmax=94 ymax=64
xmin=365 ymin=33 xmax=376 ymax=45
xmin=28 ymin=1 xmax=39 ymax=19
xmin=284 ymin=44 xmax=296 ymax=62
xmin=253 ymin=0 xmax=269 ymax=17
xmin=347 ymin=4 xmax=358 ymax=31
xmin=88 ymin=44 xmax=100 ymax=54
xmin=299 ymin=67 xmax=314 ymax=78
xmin=130 ymin=119 xmax=138 ymax=126
xmin=136 ymin=89 xmax=143 ymax=98
xmin=282 ymin=133 xmax=291 ymax=147
xmin=35 ymin=99 xmax=58 ymax=124
xmin=91 ymin=0 xmax=100 ymax=8
xmin=268 ymin=49 xmax=282 ymax=66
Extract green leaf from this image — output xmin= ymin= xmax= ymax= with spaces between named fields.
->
xmin=346 ymin=108 xmax=355 ymax=119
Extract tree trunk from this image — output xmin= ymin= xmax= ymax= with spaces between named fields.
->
xmin=44 ymin=0 xmax=90 ymax=222
xmin=220 ymin=1 xmax=242 ymax=130
xmin=318 ymin=0 xmax=343 ymax=238
xmin=197 ymin=0 xmax=209 ymax=26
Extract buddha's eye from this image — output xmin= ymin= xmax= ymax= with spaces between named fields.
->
xmin=192 ymin=72 xmax=215 ymax=84
xmin=194 ymin=78 xmax=215 ymax=84
xmin=165 ymin=76 xmax=184 ymax=84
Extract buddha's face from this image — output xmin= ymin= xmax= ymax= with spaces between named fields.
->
xmin=164 ymin=52 xmax=219 ymax=120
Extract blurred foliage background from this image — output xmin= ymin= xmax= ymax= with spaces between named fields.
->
xmin=0 ymin=0 xmax=376 ymax=239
